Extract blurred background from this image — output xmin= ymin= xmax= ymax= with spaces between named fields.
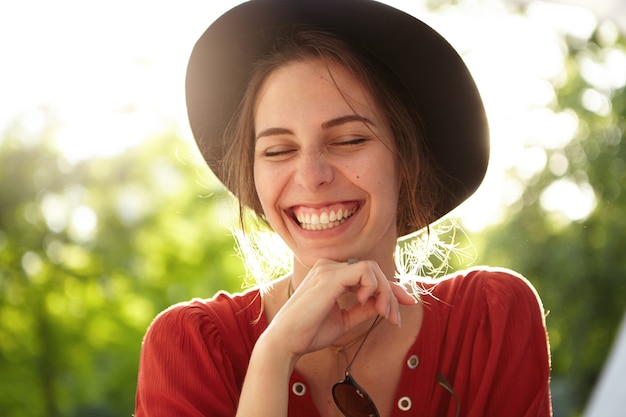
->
xmin=0 ymin=0 xmax=624 ymax=416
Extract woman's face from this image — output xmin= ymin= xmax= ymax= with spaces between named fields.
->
xmin=253 ymin=59 xmax=401 ymax=267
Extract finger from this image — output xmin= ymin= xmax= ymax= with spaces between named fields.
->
xmin=350 ymin=261 xmax=381 ymax=304
xmin=350 ymin=261 xmax=400 ymax=323
xmin=339 ymin=298 xmax=380 ymax=330
xmin=391 ymin=282 xmax=418 ymax=306
xmin=372 ymin=265 xmax=396 ymax=319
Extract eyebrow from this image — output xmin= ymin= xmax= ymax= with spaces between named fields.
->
xmin=256 ymin=114 xmax=374 ymax=141
xmin=255 ymin=127 xmax=293 ymax=141
xmin=321 ymin=114 xmax=374 ymax=129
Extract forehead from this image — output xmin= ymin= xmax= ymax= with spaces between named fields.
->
xmin=253 ymin=58 xmax=387 ymax=129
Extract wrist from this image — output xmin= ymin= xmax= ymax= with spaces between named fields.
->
xmin=237 ymin=329 xmax=296 ymax=417
xmin=252 ymin=327 xmax=300 ymax=374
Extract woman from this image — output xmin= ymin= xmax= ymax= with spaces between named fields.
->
xmin=135 ymin=1 xmax=552 ymax=416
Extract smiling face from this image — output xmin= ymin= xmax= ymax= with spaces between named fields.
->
xmin=253 ymin=59 xmax=401 ymax=269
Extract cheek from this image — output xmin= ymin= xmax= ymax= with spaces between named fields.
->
xmin=253 ymin=164 xmax=267 ymax=208
xmin=253 ymin=168 xmax=269 ymax=209
xmin=381 ymin=158 xmax=402 ymax=206
xmin=253 ymin=164 xmax=284 ymax=214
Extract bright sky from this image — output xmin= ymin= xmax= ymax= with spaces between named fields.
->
xmin=1 ymin=0 xmax=622 ymax=231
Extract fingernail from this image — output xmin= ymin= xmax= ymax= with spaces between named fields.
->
xmin=397 ymin=311 xmax=402 ymax=328
xmin=385 ymin=305 xmax=391 ymax=319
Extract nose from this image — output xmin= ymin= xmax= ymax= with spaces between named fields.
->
xmin=294 ymin=151 xmax=334 ymax=190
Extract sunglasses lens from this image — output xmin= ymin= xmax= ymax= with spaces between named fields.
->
xmin=332 ymin=378 xmax=379 ymax=417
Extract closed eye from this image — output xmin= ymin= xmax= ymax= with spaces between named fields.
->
xmin=266 ymin=150 xmax=293 ymax=157
xmin=333 ymin=137 xmax=369 ymax=147
xmin=260 ymin=147 xmax=296 ymax=158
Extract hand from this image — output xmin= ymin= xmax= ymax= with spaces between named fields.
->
xmin=263 ymin=258 xmax=416 ymax=361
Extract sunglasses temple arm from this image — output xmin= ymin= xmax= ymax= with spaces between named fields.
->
xmin=436 ymin=373 xmax=460 ymax=417
xmin=345 ymin=315 xmax=381 ymax=370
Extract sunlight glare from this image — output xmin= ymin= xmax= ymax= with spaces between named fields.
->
xmin=69 ymin=205 xmax=98 ymax=243
xmin=436 ymin=0 xmax=586 ymax=231
xmin=1 ymin=0 xmax=612 ymax=231
xmin=579 ymin=47 xmax=626 ymax=91
xmin=548 ymin=152 xmax=570 ymax=177
xmin=525 ymin=1 xmax=597 ymax=40
xmin=581 ymin=88 xmax=612 ymax=116
xmin=0 ymin=0 xmax=240 ymax=161
xmin=41 ymin=193 xmax=70 ymax=234
xmin=540 ymin=178 xmax=597 ymax=223
xmin=21 ymin=251 xmax=43 ymax=278
xmin=515 ymin=146 xmax=548 ymax=180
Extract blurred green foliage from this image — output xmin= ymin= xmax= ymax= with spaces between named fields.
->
xmin=0 ymin=12 xmax=625 ymax=417
xmin=469 ymin=22 xmax=626 ymax=417
xmin=0 ymin=113 xmax=244 ymax=416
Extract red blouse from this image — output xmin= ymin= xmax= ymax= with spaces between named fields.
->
xmin=135 ymin=268 xmax=552 ymax=416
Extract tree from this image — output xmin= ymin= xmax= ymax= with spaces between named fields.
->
xmin=472 ymin=21 xmax=626 ymax=417
xmin=0 ymin=110 xmax=245 ymax=417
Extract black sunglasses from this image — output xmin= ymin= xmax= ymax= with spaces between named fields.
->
xmin=332 ymin=316 xmax=381 ymax=417
xmin=330 ymin=316 xmax=461 ymax=417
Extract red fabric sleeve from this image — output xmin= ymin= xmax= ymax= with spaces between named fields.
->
xmin=438 ymin=269 xmax=552 ymax=417
xmin=134 ymin=295 xmax=259 ymax=417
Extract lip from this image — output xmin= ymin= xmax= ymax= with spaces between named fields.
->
xmin=287 ymin=201 xmax=362 ymax=231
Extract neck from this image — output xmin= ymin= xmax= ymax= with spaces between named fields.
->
xmin=333 ymin=315 xmax=383 ymax=355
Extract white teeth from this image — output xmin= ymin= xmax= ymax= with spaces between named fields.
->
xmin=295 ymin=207 xmax=356 ymax=230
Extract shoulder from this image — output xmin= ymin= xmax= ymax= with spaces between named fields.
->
xmin=426 ymin=267 xmax=548 ymax=344
xmin=149 ymin=288 xmax=263 ymax=327
xmin=431 ymin=266 xmax=543 ymax=309
xmin=136 ymin=289 xmax=264 ymax=415
xmin=424 ymin=266 xmax=547 ymax=333
xmin=143 ymin=288 xmax=264 ymax=350
xmin=424 ymin=269 xmax=552 ymax=415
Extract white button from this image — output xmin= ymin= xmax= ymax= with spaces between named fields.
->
xmin=292 ymin=382 xmax=306 ymax=396
xmin=407 ymin=355 xmax=420 ymax=369
xmin=398 ymin=396 xmax=412 ymax=411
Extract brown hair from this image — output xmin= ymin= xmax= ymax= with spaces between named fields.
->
xmin=219 ymin=28 xmax=448 ymax=236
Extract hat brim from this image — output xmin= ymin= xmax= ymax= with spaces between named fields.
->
xmin=186 ymin=0 xmax=489 ymax=232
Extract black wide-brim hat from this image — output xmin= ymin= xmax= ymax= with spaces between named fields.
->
xmin=186 ymin=0 xmax=489 ymax=233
